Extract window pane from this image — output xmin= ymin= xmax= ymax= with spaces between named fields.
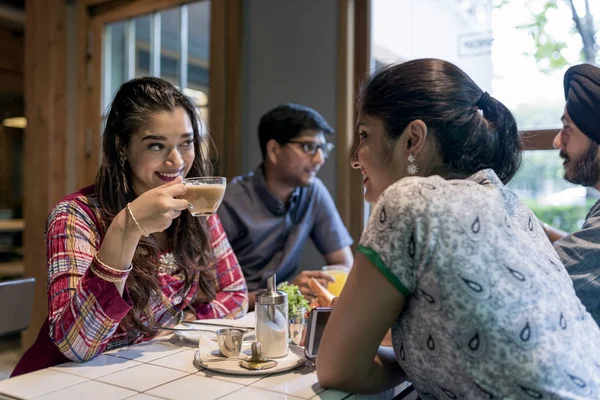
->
xmin=371 ymin=0 xmax=600 ymax=231
xmin=508 ymin=150 xmax=599 ymax=232
xmin=187 ymin=1 xmax=210 ymax=92
xmin=186 ymin=1 xmax=210 ymax=132
xmin=134 ymin=14 xmax=151 ymax=77
xmin=160 ymin=7 xmax=180 ymax=86
xmin=371 ymin=0 xmax=600 ymax=131
xmin=103 ymin=21 xmax=126 ymax=111
xmin=101 ymin=1 xmax=210 ymax=135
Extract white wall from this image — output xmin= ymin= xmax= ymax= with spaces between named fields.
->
xmin=241 ymin=0 xmax=340 ymax=271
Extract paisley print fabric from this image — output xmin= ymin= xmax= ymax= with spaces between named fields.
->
xmin=358 ymin=169 xmax=600 ymax=399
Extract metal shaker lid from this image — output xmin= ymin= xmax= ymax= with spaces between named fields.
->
xmin=255 ymin=274 xmax=287 ymax=305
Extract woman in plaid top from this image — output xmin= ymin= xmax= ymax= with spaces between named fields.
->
xmin=13 ymin=77 xmax=248 ymax=375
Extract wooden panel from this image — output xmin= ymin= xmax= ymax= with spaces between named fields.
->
xmin=223 ymin=0 xmax=243 ymax=180
xmin=76 ymin=12 xmax=103 ymax=188
xmin=520 ymin=129 xmax=559 ymax=151
xmin=208 ymin=0 xmax=225 ymax=175
xmin=336 ymin=0 xmax=354 ymax=231
xmin=0 ymin=219 xmax=24 ymax=232
xmin=0 ymin=73 xmax=22 ymax=94
xmin=0 ymin=4 xmax=25 ymax=32
xmin=23 ymin=0 xmax=68 ymax=348
xmin=0 ymin=128 xmax=15 ymax=208
xmin=82 ymin=0 xmax=116 ymax=5
xmin=75 ymin=1 xmax=93 ymax=188
xmin=92 ymin=0 xmax=192 ymax=24
xmin=0 ymin=29 xmax=23 ymax=93
xmin=336 ymin=0 xmax=370 ymax=246
xmin=209 ymin=0 xmax=242 ymax=180
xmin=0 ymin=260 xmax=24 ymax=277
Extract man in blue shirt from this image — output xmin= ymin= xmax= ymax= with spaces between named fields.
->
xmin=218 ymin=104 xmax=353 ymax=308
xmin=550 ymin=64 xmax=600 ymax=325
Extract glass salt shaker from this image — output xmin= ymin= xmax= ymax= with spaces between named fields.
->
xmin=255 ymin=274 xmax=289 ymax=358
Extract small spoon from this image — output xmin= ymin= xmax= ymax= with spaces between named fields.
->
xmin=239 ymin=342 xmax=278 ymax=370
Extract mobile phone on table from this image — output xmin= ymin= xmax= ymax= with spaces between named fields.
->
xmin=304 ymin=307 xmax=332 ymax=361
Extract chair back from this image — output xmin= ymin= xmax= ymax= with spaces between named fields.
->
xmin=0 ymin=277 xmax=35 ymax=336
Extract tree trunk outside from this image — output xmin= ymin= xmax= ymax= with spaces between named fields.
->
xmin=568 ymin=0 xmax=597 ymax=64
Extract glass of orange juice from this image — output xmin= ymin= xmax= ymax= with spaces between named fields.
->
xmin=322 ymin=266 xmax=350 ymax=297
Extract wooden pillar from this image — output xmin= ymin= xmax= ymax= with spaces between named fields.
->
xmin=209 ymin=0 xmax=243 ymax=181
xmin=337 ymin=0 xmax=370 ymax=246
xmin=23 ymin=0 xmax=67 ymax=349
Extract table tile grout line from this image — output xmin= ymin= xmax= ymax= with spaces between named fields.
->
xmin=0 ymin=390 xmax=17 ymax=400
xmin=27 ymin=380 xmax=143 ymax=400
xmin=212 ymin=385 xmax=306 ymax=400
xmin=0 ymin=373 xmax=90 ymax=400
xmin=123 ymin=393 xmax=167 ymax=400
xmin=144 ymin=349 xmax=206 ymax=374
xmin=252 ymin=384 xmax=326 ymax=399
xmin=48 ymin=359 xmax=143 ymax=380
xmin=92 ymin=368 xmax=193 ymax=393
xmin=143 ymin=363 xmax=203 ymax=375
xmin=79 ymin=377 xmax=153 ymax=394
xmin=106 ymin=346 xmax=189 ymax=363
xmin=213 ymin=384 xmax=247 ymax=400
xmin=0 ymin=390 xmax=21 ymax=400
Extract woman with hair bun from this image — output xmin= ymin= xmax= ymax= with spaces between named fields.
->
xmin=317 ymin=59 xmax=600 ymax=398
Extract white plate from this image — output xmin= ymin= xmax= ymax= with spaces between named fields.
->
xmin=174 ymin=312 xmax=256 ymax=344
xmin=193 ymin=335 xmax=306 ymax=376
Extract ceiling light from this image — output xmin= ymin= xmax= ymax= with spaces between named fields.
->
xmin=2 ymin=117 xmax=27 ymax=129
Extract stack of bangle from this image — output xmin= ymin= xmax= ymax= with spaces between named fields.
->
xmin=91 ymin=254 xmax=132 ymax=283
xmin=126 ymin=202 xmax=150 ymax=237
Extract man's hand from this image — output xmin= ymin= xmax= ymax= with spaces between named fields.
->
xmin=292 ymin=270 xmax=335 ymax=297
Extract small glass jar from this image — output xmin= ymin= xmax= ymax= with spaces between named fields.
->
xmin=289 ymin=307 xmax=308 ymax=346
xmin=255 ymin=274 xmax=289 ymax=358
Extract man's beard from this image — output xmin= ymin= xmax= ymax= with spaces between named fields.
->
xmin=560 ymin=142 xmax=600 ymax=186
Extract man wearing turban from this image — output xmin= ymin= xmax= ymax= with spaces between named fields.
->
xmin=552 ymin=63 xmax=600 ymax=326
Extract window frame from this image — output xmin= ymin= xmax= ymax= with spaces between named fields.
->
xmin=340 ymin=1 xmax=563 ymax=242
xmin=75 ymin=0 xmax=243 ymax=187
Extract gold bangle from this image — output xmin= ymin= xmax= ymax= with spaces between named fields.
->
xmin=90 ymin=264 xmax=128 ymax=283
xmin=94 ymin=255 xmax=132 ymax=275
xmin=126 ymin=202 xmax=149 ymax=237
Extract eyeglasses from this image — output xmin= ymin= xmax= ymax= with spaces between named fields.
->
xmin=286 ymin=140 xmax=335 ymax=158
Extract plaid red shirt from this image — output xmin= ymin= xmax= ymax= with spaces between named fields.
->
xmin=45 ymin=186 xmax=248 ymax=362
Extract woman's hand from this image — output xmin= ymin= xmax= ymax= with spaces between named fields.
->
xmin=127 ymin=177 xmax=190 ymax=235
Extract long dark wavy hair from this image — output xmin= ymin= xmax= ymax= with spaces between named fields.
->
xmin=359 ymin=58 xmax=522 ymax=184
xmin=95 ymin=77 xmax=216 ymax=334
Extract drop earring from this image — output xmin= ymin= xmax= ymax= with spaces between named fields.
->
xmin=407 ymin=153 xmax=418 ymax=176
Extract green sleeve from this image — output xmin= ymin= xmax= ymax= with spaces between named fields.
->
xmin=357 ymin=245 xmax=412 ymax=296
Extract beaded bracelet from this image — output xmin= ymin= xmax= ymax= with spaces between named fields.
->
xmin=90 ymin=255 xmax=132 ymax=283
xmin=126 ymin=202 xmax=150 ymax=237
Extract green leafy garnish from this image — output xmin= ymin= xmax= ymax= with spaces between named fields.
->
xmin=277 ymin=281 xmax=310 ymax=316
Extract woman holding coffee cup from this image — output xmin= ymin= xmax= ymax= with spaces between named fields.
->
xmin=12 ymin=77 xmax=248 ymax=376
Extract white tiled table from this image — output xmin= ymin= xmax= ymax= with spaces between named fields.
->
xmin=0 ymin=336 xmax=411 ymax=400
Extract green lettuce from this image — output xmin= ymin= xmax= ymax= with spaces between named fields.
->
xmin=277 ymin=281 xmax=310 ymax=317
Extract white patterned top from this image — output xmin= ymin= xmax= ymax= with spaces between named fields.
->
xmin=358 ymin=169 xmax=600 ymax=399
